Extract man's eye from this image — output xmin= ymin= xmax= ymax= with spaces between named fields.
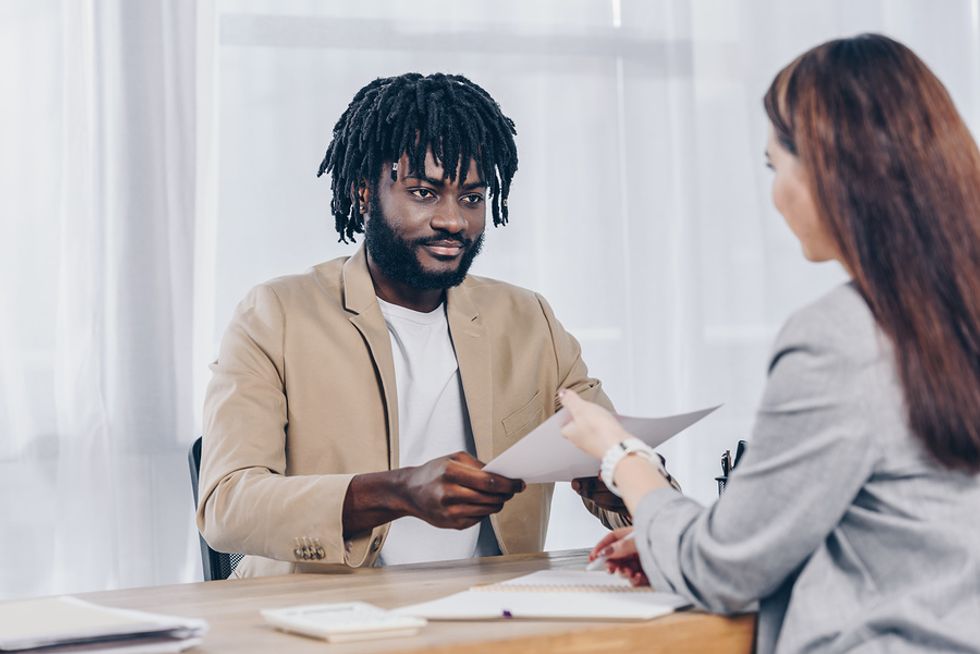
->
xmin=411 ymin=188 xmax=435 ymax=199
xmin=462 ymin=194 xmax=484 ymax=205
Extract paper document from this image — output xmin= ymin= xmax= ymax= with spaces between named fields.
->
xmin=480 ymin=570 xmax=651 ymax=593
xmin=393 ymin=570 xmax=689 ymax=621
xmin=0 ymin=596 xmax=207 ymax=652
xmin=261 ymin=601 xmax=426 ymax=644
xmin=483 ymin=405 xmax=720 ymax=482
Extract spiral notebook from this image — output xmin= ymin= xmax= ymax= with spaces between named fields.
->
xmin=393 ymin=571 xmax=689 ymax=621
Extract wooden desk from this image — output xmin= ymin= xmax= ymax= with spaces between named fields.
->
xmin=80 ymin=550 xmax=755 ymax=653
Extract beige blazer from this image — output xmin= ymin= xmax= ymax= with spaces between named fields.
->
xmin=197 ymin=246 xmax=618 ymax=577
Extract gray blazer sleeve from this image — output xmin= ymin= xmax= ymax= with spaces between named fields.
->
xmin=633 ymin=305 xmax=881 ymax=613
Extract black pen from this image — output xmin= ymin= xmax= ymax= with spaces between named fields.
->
xmin=733 ymin=440 xmax=747 ymax=469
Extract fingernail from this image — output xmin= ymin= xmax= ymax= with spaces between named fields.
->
xmin=558 ymin=389 xmax=566 ymax=398
xmin=602 ymin=547 xmax=614 ymax=557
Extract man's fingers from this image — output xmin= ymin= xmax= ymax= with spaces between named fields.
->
xmin=447 ymin=461 xmax=525 ymax=494
xmin=446 ymin=501 xmax=505 ymax=520
xmin=589 ymin=491 xmax=626 ymax=509
xmin=571 ymin=477 xmax=595 ymax=496
xmin=446 ymin=452 xmax=525 ymax=491
xmin=449 ymin=451 xmax=483 ymax=468
xmin=573 ymin=477 xmax=626 ymax=512
xmin=443 ymin=484 xmax=515 ymax=507
xmin=591 ymin=478 xmax=612 ymax=492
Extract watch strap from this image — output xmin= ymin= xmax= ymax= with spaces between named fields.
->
xmin=599 ymin=437 xmax=665 ymax=496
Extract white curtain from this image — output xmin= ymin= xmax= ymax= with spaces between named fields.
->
xmin=2 ymin=0 xmax=979 ymax=598
xmin=0 ymin=0 xmax=199 ymax=598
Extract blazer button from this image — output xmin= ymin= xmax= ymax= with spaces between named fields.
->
xmin=370 ymin=537 xmax=381 ymax=552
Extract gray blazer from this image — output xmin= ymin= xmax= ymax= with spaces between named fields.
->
xmin=635 ymin=283 xmax=980 ymax=653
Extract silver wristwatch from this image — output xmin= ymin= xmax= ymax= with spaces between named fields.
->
xmin=599 ymin=437 xmax=666 ymax=497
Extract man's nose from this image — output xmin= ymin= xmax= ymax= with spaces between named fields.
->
xmin=430 ymin=201 xmax=466 ymax=234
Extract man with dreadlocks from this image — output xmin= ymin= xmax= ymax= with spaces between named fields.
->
xmin=198 ymin=73 xmax=667 ymax=578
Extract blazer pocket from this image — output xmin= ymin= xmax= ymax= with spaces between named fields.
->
xmin=502 ymin=390 xmax=545 ymax=437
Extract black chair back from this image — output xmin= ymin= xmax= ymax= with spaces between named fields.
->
xmin=188 ymin=437 xmax=244 ymax=581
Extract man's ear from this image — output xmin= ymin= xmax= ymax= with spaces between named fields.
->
xmin=354 ymin=180 xmax=370 ymax=216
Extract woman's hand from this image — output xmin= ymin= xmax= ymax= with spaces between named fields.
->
xmin=590 ymin=527 xmax=649 ymax=587
xmin=559 ymin=389 xmax=630 ymax=459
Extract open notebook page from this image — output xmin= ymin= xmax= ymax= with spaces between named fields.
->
xmin=394 ymin=570 xmax=689 ymax=621
xmin=475 ymin=570 xmax=650 ymax=593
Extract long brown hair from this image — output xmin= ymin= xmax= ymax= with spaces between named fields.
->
xmin=764 ymin=34 xmax=980 ymax=473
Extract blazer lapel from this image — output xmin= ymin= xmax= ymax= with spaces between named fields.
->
xmin=447 ymin=282 xmax=494 ymax=463
xmin=342 ymin=247 xmax=399 ymax=469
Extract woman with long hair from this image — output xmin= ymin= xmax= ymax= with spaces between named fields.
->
xmin=560 ymin=33 xmax=980 ymax=653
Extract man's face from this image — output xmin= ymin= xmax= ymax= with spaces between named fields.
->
xmin=364 ymin=150 xmax=487 ymax=290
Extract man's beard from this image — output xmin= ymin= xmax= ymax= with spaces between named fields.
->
xmin=364 ymin=195 xmax=485 ymax=290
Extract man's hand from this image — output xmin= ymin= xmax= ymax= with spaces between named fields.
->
xmin=400 ymin=452 xmax=525 ymax=529
xmin=572 ymin=476 xmax=628 ymax=514
xmin=343 ymin=452 xmax=525 ymax=537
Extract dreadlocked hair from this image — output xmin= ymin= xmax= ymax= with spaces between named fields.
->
xmin=316 ymin=73 xmax=518 ymax=243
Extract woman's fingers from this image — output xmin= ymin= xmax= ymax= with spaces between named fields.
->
xmin=588 ymin=527 xmax=634 ymax=560
xmin=606 ymin=553 xmax=648 ymax=587
xmin=605 ymin=536 xmax=639 ymax=561
xmin=558 ymin=388 xmax=587 ymax=417
xmin=558 ymin=389 xmax=630 ymax=459
xmin=589 ymin=532 xmax=620 ymax=560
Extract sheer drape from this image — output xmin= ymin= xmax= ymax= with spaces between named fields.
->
xmin=2 ymin=0 xmax=978 ymax=598
xmin=1 ymin=0 xmax=198 ymax=598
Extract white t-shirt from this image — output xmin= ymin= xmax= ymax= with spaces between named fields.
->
xmin=376 ymin=298 xmax=499 ymax=566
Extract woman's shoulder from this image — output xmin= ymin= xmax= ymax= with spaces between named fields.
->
xmin=764 ymin=282 xmax=898 ymax=390
xmin=765 ymin=282 xmax=901 ymax=454
xmin=777 ymin=282 xmax=881 ymax=358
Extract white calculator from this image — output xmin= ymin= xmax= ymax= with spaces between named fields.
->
xmin=261 ymin=601 xmax=427 ymax=643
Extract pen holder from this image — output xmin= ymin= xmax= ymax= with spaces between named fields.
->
xmin=715 ymin=475 xmax=728 ymax=496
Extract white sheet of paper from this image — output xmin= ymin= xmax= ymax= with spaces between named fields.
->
xmin=392 ymin=590 xmax=684 ymax=621
xmin=393 ymin=570 xmax=690 ymax=621
xmin=483 ymin=405 xmax=720 ymax=482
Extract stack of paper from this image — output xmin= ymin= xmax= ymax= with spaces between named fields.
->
xmin=393 ymin=570 xmax=689 ymax=621
xmin=0 ymin=596 xmax=207 ymax=653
